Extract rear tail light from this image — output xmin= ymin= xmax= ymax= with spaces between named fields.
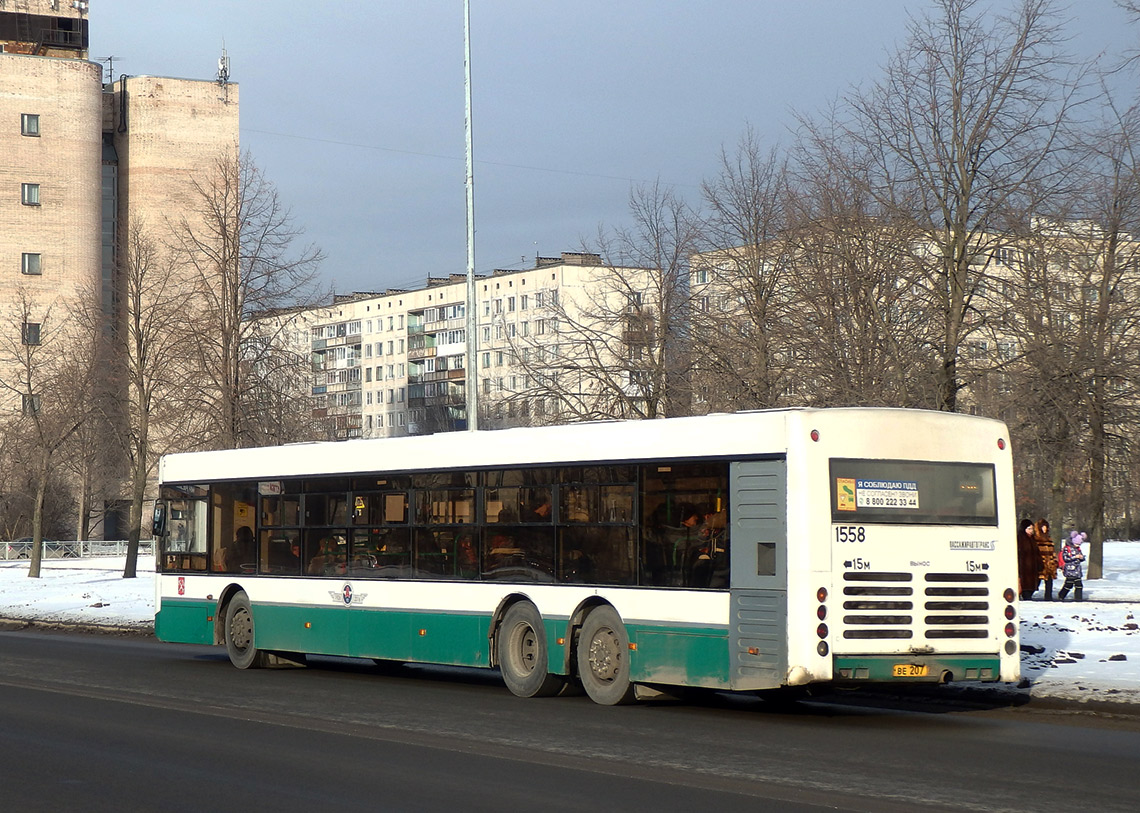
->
xmin=1003 ymin=587 xmax=1016 ymax=603
xmin=1004 ymin=622 xmax=1016 ymax=638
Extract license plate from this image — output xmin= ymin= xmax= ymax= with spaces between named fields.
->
xmin=893 ymin=663 xmax=929 ymax=677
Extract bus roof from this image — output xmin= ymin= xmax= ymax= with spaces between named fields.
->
xmin=158 ymin=407 xmax=1008 ymax=484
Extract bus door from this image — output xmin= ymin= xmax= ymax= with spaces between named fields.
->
xmin=728 ymin=458 xmax=788 ymax=691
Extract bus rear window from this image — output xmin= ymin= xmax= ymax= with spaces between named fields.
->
xmin=829 ymin=459 xmax=997 ymax=526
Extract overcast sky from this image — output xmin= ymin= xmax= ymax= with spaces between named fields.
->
xmin=90 ymin=1 xmax=1136 ymax=295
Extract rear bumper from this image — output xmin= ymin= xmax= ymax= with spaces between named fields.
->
xmin=834 ymin=654 xmax=1002 ymax=683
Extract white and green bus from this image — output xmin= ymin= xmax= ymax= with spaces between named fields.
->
xmin=152 ymin=408 xmax=1019 ymax=704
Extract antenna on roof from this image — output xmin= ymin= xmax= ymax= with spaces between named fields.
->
xmin=217 ymin=43 xmax=230 ymax=85
xmin=99 ymin=56 xmax=118 ymax=85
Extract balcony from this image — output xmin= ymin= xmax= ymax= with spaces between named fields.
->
xmin=408 ymin=346 xmax=437 ymax=361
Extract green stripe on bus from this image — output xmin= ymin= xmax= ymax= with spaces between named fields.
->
xmin=159 ymin=598 xmax=732 ymax=687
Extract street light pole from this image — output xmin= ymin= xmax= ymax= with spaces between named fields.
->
xmin=464 ymin=0 xmax=479 ymax=431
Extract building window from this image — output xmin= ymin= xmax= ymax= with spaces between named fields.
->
xmin=21 ymin=183 xmax=40 ymax=206
xmin=508 ymin=296 xmax=516 ymax=312
xmin=21 ymin=253 xmax=42 ymax=275
xmin=22 ymin=322 xmax=41 ymax=346
xmin=21 ymin=114 xmax=40 ymax=137
xmin=22 ymin=394 xmax=41 ymax=416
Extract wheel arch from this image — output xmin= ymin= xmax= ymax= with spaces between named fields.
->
xmin=213 ymin=583 xmax=248 ymax=646
xmin=487 ymin=591 xmax=537 ymax=669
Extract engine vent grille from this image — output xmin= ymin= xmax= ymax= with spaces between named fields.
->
xmin=840 ymin=571 xmax=993 ymax=641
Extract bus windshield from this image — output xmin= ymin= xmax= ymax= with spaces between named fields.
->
xmin=829 ymin=458 xmax=997 ymax=526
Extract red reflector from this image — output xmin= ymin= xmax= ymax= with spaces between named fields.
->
xmin=810 ymin=429 xmax=820 ymax=442
xmin=817 ymin=623 xmax=828 ymax=639
xmin=1004 ymin=622 xmax=1016 ymax=637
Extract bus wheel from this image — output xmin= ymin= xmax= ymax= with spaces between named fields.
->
xmin=224 ymin=592 xmax=267 ymax=669
xmin=498 ymin=602 xmax=563 ymax=698
xmin=577 ymin=606 xmax=636 ymax=705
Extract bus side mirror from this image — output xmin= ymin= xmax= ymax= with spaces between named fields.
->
xmin=152 ymin=502 xmax=167 ymax=537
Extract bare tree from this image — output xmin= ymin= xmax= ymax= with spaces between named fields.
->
xmin=837 ymin=0 xmax=1073 ymax=412
xmin=505 ymin=184 xmax=699 ymax=423
xmin=694 ymin=130 xmax=795 ymax=412
xmin=1064 ymin=95 xmax=1140 ymax=575
xmin=168 ymin=150 xmax=325 ymax=450
xmin=785 ymin=122 xmax=944 ymax=408
xmin=109 ymin=222 xmax=199 ymax=578
xmin=0 ymin=291 xmax=93 ymax=577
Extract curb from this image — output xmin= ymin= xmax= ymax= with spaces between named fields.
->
xmin=0 ymin=617 xmax=154 ymax=638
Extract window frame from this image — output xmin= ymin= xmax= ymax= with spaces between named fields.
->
xmin=22 ymin=322 xmax=41 ymax=346
xmin=21 ymin=113 xmax=40 ymax=137
xmin=21 ymin=252 xmax=42 ymax=275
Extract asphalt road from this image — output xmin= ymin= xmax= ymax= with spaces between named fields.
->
xmin=0 ymin=630 xmax=1137 ymax=812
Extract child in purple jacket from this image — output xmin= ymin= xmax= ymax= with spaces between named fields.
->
xmin=1057 ymin=531 xmax=1087 ymax=601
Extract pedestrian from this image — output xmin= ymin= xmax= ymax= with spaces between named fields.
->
xmin=1057 ymin=530 xmax=1087 ymax=601
xmin=1016 ymin=518 xmax=1039 ymax=601
xmin=1034 ymin=518 xmax=1057 ymax=601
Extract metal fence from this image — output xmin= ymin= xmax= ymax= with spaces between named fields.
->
xmin=0 ymin=539 xmax=155 ymax=561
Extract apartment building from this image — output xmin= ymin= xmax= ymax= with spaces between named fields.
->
xmin=1 ymin=1 xmax=238 ymax=535
xmin=1 ymin=1 xmax=100 ymax=414
xmin=1 ymin=0 xmax=238 ymax=379
xmin=306 ymin=253 xmax=648 ymax=439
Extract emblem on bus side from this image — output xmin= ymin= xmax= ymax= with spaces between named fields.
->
xmin=328 ymin=583 xmax=367 ymax=606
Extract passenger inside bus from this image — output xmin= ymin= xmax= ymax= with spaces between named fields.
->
xmin=214 ymin=525 xmax=255 ymax=573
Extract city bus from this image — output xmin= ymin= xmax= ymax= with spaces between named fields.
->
xmin=152 ymin=408 xmax=1019 ymax=704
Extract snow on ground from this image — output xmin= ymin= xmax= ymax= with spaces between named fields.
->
xmin=0 ymin=554 xmax=156 ymax=629
xmin=1 ymin=543 xmax=1138 ymax=704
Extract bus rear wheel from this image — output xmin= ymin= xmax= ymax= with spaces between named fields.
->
xmin=577 ymin=606 xmax=636 ymax=705
xmin=224 ymin=592 xmax=267 ymax=669
xmin=498 ymin=602 xmax=563 ymax=698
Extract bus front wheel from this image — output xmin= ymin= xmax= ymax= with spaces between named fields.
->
xmin=497 ymin=602 xmax=563 ymax=698
xmin=224 ymin=592 xmax=267 ymax=669
xmin=577 ymin=606 xmax=636 ymax=705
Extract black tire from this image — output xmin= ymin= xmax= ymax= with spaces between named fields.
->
xmin=497 ymin=602 xmax=564 ymax=698
xmin=224 ymin=592 xmax=267 ymax=669
xmin=576 ymin=606 xmax=636 ymax=705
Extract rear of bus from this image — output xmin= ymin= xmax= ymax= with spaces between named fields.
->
xmin=788 ymin=409 xmax=1019 ymax=687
